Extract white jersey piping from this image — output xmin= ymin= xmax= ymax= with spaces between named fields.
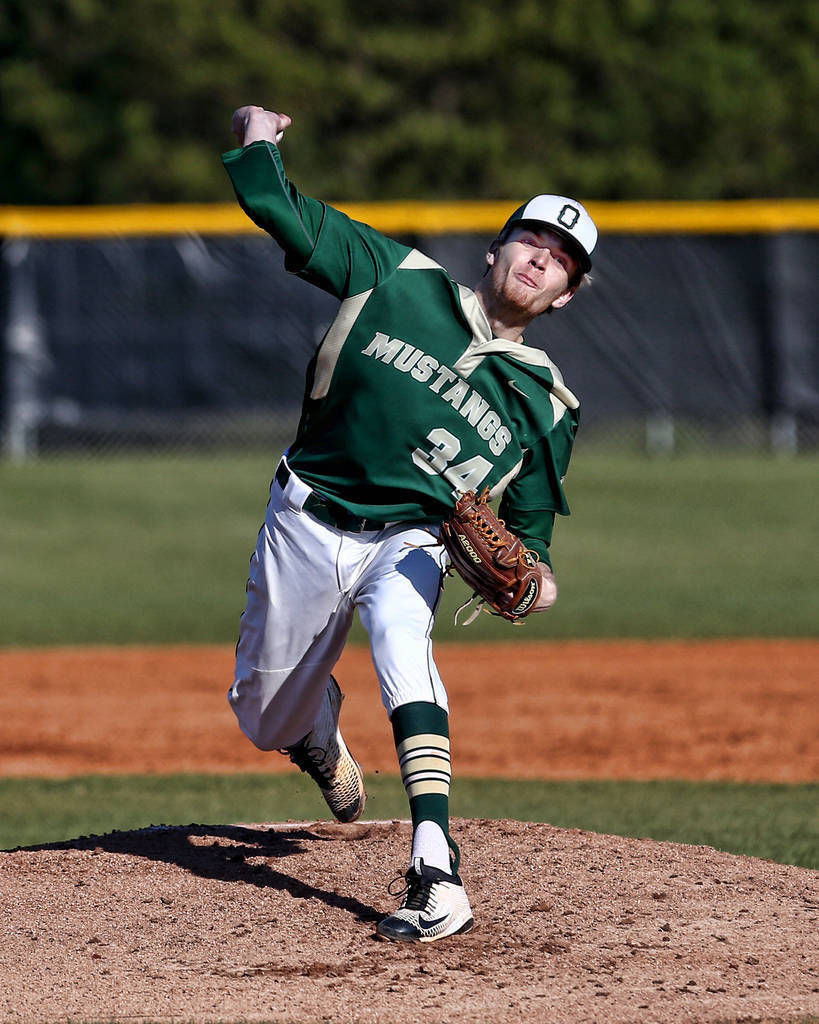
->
xmin=311 ymin=289 xmax=373 ymax=399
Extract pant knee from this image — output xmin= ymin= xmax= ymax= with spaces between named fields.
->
xmin=228 ymin=668 xmax=326 ymax=752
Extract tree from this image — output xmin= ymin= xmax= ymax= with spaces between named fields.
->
xmin=0 ymin=0 xmax=815 ymax=203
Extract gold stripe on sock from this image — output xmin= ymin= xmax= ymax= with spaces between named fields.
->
xmin=396 ymin=733 xmax=451 ymax=759
xmin=402 ymin=768 xmax=451 ymax=785
xmin=404 ymin=778 xmax=451 ymax=798
xmin=400 ymin=754 xmax=451 ymax=775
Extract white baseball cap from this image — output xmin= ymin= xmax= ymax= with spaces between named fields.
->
xmin=502 ymin=195 xmax=598 ymax=272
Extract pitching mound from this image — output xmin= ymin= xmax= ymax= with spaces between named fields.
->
xmin=2 ymin=818 xmax=816 ymax=1024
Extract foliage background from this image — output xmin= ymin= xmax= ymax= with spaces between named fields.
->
xmin=1 ymin=0 xmax=817 ymax=205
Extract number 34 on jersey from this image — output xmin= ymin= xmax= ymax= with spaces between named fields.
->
xmin=412 ymin=427 xmax=493 ymax=496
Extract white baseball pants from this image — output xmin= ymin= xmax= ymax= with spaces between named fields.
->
xmin=228 ymin=462 xmax=450 ymax=750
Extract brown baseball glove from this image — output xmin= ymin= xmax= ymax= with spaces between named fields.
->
xmin=439 ymin=489 xmax=542 ymax=625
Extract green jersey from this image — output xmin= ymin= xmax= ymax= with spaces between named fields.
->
xmin=223 ymin=141 xmax=580 ymax=563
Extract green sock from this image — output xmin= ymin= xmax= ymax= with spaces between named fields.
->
xmin=391 ymin=701 xmax=460 ymax=873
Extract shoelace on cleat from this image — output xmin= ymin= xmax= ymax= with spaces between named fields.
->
xmin=388 ymin=870 xmax=435 ymax=910
xmin=282 ymin=743 xmax=336 ymax=787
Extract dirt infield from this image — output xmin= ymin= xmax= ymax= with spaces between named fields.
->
xmin=1 ymin=819 xmax=817 ymax=1024
xmin=1 ymin=638 xmax=817 ymax=780
xmin=1 ymin=639 xmax=817 ymax=1023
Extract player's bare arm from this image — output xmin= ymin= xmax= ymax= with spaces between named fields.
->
xmin=533 ymin=564 xmax=557 ymax=611
xmin=232 ymin=105 xmax=292 ymax=147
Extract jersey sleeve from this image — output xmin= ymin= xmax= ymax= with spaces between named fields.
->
xmin=497 ymin=406 xmax=580 ymax=567
xmin=222 ymin=141 xmax=411 ymax=299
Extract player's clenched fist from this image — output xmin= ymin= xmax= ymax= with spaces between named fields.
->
xmin=232 ymin=106 xmax=292 ymax=147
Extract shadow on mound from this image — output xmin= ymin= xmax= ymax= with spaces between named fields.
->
xmin=23 ymin=820 xmax=395 ymax=925
xmin=3 ymin=819 xmax=818 ymax=1023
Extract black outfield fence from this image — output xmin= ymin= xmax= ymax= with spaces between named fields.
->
xmin=2 ymin=200 xmax=818 ymax=458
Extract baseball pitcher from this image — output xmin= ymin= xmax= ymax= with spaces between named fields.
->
xmin=223 ymin=105 xmax=597 ymax=943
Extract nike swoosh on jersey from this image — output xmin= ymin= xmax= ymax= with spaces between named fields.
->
xmin=507 ymin=379 xmax=530 ymax=398
xmin=418 ymin=914 xmax=450 ymax=930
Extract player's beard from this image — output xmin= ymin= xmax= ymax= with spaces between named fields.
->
xmin=493 ymin=268 xmax=561 ymax=322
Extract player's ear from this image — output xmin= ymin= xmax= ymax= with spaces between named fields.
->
xmin=486 ymin=238 xmax=500 ymax=267
xmin=550 ymin=286 xmax=577 ymax=310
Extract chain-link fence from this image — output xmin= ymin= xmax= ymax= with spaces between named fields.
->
xmin=3 ymin=219 xmax=818 ymax=459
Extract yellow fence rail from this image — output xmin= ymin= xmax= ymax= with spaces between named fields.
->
xmin=1 ymin=199 xmax=818 ymax=238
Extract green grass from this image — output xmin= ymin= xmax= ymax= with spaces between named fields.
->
xmin=1 ymin=450 xmax=817 ymax=645
xmin=434 ymin=448 xmax=819 ymax=641
xmin=1 ymin=774 xmax=815 ymax=869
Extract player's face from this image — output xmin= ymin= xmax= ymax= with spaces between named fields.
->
xmin=485 ymin=227 xmax=580 ymax=317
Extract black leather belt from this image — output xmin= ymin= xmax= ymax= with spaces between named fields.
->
xmin=275 ymin=462 xmax=388 ymax=533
